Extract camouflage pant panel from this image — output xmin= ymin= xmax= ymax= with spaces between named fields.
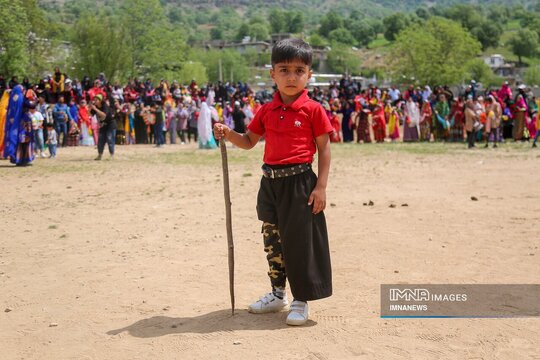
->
xmin=262 ymin=222 xmax=286 ymax=290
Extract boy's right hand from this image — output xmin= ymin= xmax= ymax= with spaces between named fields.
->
xmin=214 ymin=123 xmax=230 ymax=140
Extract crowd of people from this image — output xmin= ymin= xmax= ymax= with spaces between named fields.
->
xmin=1 ymin=69 xmax=539 ymax=166
xmin=317 ymin=78 xmax=539 ymax=149
xmin=0 ymin=68 xmax=262 ymax=165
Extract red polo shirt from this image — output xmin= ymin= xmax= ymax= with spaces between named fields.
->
xmin=247 ymin=90 xmax=333 ymax=165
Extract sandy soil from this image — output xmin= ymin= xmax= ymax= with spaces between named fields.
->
xmin=1 ymin=141 xmax=539 ymax=360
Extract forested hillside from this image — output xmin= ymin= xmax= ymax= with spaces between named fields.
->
xmin=1 ymin=0 xmax=538 ymax=85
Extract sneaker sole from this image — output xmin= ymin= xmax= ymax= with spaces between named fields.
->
xmin=286 ymin=316 xmax=309 ymax=326
xmin=247 ymin=304 xmax=289 ymax=314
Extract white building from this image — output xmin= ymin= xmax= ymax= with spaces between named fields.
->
xmin=484 ymin=54 xmax=505 ymax=68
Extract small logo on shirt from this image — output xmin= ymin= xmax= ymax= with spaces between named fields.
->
xmin=294 ymin=120 xmax=302 ymax=128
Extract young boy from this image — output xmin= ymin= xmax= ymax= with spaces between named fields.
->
xmin=46 ymin=123 xmax=58 ymax=158
xmin=214 ymin=38 xmax=333 ymax=326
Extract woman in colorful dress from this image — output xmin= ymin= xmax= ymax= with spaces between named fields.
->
xmin=329 ymin=111 xmax=341 ymax=143
xmin=78 ymin=99 xmax=94 ymax=146
xmin=371 ymin=99 xmax=386 ymax=143
xmin=387 ymin=105 xmax=400 ymax=142
xmin=355 ymin=107 xmax=371 ymax=144
xmin=67 ymin=118 xmax=80 ymax=146
xmin=0 ymin=89 xmax=10 ymax=155
xmin=3 ymin=86 xmax=34 ymax=165
xmin=433 ymin=94 xmax=450 ymax=141
xmin=419 ymin=99 xmax=432 ymax=142
xmin=449 ymin=97 xmax=464 ymax=142
xmin=403 ymin=97 xmax=420 ymax=142
xmin=512 ymin=94 xmax=527 ymax=141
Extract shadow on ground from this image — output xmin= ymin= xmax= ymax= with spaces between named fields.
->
xmin=107 ymin=309 xmax=317 ymax=338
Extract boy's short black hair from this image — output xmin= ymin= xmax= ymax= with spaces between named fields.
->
xmin=271 ymin=38 xmax=312 ymax=67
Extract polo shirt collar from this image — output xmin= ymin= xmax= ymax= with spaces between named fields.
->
xmin=269 ymin=89 xmax=310 ymax=111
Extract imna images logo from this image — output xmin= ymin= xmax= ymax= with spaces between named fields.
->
xmin=389 ymin=288 xmax=430 ymax=301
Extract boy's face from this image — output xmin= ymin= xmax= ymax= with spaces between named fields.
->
xmin=270 ymin=60 xmax=311 ymax=99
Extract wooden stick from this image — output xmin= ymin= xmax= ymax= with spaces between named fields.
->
xmin=219 ymin=138 xmax=235 ymax=315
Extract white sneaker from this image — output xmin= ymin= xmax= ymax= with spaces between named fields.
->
xmin=248 ymin=292 xmax=289 ymax=314
xmin=286 ymin=300 xmax=309 ymax=326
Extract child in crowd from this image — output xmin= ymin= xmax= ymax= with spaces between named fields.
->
xmin=67 ymin=118 xmax=80 ymax=146
xmin=46 ymin=123 xmax=58 ymax=158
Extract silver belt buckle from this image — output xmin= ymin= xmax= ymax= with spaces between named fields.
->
xmin=262 ymin=165 xmax=275 ymax=179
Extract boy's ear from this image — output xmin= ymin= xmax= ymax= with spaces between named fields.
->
xmin=269 ymin=67 xmax=275 ymax=82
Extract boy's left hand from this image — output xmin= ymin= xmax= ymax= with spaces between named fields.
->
xmin=308 ymin=185 xmax=326 ymax=214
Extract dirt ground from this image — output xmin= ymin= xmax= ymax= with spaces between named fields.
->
xmin=1 ymin=141 xmax=539 ymax=360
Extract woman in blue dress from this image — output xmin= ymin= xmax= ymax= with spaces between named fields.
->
xmin=3 ymin=85 xmax=34 ymax=166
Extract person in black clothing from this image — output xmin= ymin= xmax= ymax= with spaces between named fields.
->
xmin=232 ymin=101 xmax=246 ymax=133
xmin=0 ymin=74 xmax=6 ymax=97
xmin=21 ymin=77 xmax=32 ymax=90
xmin=9 ymin=76 xmax=19 ymax=89
xmin=91 ymin=94 xmax=116 ymax=160
xmin=134 ymin=102 xmax=148 ymax=144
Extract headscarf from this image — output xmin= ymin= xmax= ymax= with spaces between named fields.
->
xmin=422 ymin=86 xmax=432 ymax=102
xmin=406 ymin=98 xmax=420 ymax=128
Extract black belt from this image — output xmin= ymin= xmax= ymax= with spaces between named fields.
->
xmin=261 ymin=163 xmax=311 ymax=179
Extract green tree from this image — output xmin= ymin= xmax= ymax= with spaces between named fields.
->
xmin=285 ymin=11 xmax=304 ymax=33
xmin=71 ymin=15 xmax=132 ymax=81
xmin=367 ymin=19 xmax=384 ymax=35
xmin=319 ymin=12 xmax=343 ymax=38
xmin=236 ymin=23 xmax=250 ymax=41
xmin=390 ymin=17 xmax=482 ymax=86
xmin=249 ymin=23 xmax=269 ymax=41
xmin=210 ymin=27 xmax=224 ymax=40
xmin=176 ymin=61 xmax=208 ymax=84
xmin=0 ymin=1 xmax=29 ymax=76
xmin=122 ymin=0 xmax=188 ymax=79
xmin=382 ymin=13 xmax=410 ymax=41
xmin=508 ymin=29 xmax=539 ymax=65
xmin=192 ymin=49 xmax=250 ymax=83
xmin=249 ymin=15 xmax=267 ymax=26
xmin=465 ymin=59 xmax=502 ymax=87
xmin=269 ymin=8 xmax=286 ymax=34
xmin=307 ymin=33 xmax=328 ymax=47
xmin=524 ymin=65 xmax=540 ymax=85
xmin=415 ymin=7 xmax=430 ymax=20
xmin=328 ymin=28 xmax=355 ymax=46
xmin=529 ymin=18 xmax=540 ymax=38
xmin=350 ymin=21 xmax=376 ymax=48
xmin=327 ymin=44 xmax=361 ymax=75
xmin=19 ymin=0 xmax=56 ymax=77
xmin=471 ymin=21 xmax=503 ymax=50
xmin=519 ymin=12 xmax=537 ymax=28
xmin=443 ymin=4 xmax=483 ymax=31
xmin=488 ymin=6 xmax=509 ymax=25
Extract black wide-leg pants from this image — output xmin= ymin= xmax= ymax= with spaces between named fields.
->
xmin=256 ymin=168 xmax=333 ymax=302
